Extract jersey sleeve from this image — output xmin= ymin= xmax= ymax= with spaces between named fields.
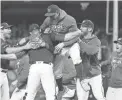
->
xmin=68 ymin=21 xmax=78 ymax=32
xmin=1 ymin=41 xmax=10 ymax=54
xmin=67 ymin=16 xmax=78 ymax=32
xmin=40 ymin=17 xmax=50 ymax=31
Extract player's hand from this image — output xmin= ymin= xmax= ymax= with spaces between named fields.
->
xmin=11 ymin=80 xmax=17 ymax=86
xmin=78 ymin=38 xmax=82 ymax=43
xmin=30 ymin=40 xmax=46 ymax=49
xmin=24 ymin=42 xmax=33 ymax=50
xmin=19 ymin=38 xmax=27 ymax=45
xmin=16 ymin=88 xmax=21 ymax=92
xmin=38 ymin=39 xmax=46 ymax=47
xmin=44 ymin=27 xmax=50 ymax=34
xmin=40 ymin=42 xmax=46 ymax=47
xmin=54 ymin=43 xmax=64 ymax=54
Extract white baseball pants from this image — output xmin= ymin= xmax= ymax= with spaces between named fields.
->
xmin=0 ymin=69 xmax=9 ymax=100
xmin=10 ymin=88 xmax=26 ymax=100
xmin=25 ymin=62 xmax=56 ymax=100
xmin=61 ymin=42 xmax=82 ymax=65
xmin=106 ymin=87 xmax=122 ymax=100
xmin=76 ymin=74 xmax=106 ymax=100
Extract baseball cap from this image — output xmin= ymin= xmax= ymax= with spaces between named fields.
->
xmin=29 ymin=24 xmax=40 ymax=32
xmin=1 ymin=22 xmax=12 ymax=29
xmin=114 ymin=38 xmax=122 ymax=45
xmin=45 ymin=4 xmax=60 ymax=16
xmin=81 ymin=20 xmax=94 ymax=30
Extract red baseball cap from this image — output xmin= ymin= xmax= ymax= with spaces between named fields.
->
xmin=45 ymin=4 xmax=60 ymax=16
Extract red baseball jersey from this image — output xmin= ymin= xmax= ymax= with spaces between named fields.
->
xmin=40 ymin=9 xmax=78 ymax=42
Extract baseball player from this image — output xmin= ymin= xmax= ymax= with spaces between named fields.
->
xmin=41 ymin=4 xmax=82 ymax=65
xmin=0 ymin=22 xmax=32 ymax=100
xmin=75 ymin=20 xmax=106 ymax=100
xmin=100 ymin=38 xmax=122 ymax=100
xmin=40 ymin=5 xmax=82 ymax=99
xmin=18 ymin=24 xmax=56 ymax=100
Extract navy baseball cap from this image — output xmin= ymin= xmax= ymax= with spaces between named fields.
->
xmin=114 ymin=38 xmax=122 ymax=45
xmin=29 ymin=24 xmax=40 ymax=32
xmin=45 ymin=4 xmax=60 ymax=16
xmin=81 ymin=20 xmax=94 ymax=30
xmin=1 ymin=22 xmax=13 ymax=29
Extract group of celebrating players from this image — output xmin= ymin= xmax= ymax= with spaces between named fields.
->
xmin=1 ymin=4 xmax=122 ymax=100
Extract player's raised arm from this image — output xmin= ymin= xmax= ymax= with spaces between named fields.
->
xmin=5 ymin=41 xmax=32 ymax=54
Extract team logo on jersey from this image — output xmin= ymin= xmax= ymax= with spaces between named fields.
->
xmin=111 ymin=57 xmax=122 ymax=69
xmin=50 ymin=23 xmax=68 ymax=33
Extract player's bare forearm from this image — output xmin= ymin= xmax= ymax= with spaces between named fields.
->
xmin=18 ymin=37 xmax=29 ymax=46
xmin=55 ymin=29 xmax=81 ymax=42
xmin=63 ymin=37 xmax=79 ymax=47
xmin=1 ymin=54 xmax=17 ymax=60
xmin=5 ymin=45 xmax=27 ymax=54
xmin=64 ymin=29 xmax=82 ymax=41
xmin=100 ymin=59 xmax=111 ymax=67
xmin=6 ymin=40 xmax=32 ymax=54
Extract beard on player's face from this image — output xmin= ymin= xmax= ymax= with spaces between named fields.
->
xmin=80 ymin=26 xmax=89 ymax=36
xmin=50 ymin=12 xmax=59 ymax=20
xmin=2 ymin=28 xmax=12 ymax=39
xmin=116 ymin=43 xmax=122 ymax=53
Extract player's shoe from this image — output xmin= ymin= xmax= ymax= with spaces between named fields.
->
xmin=56 ymin=86 xmax=69 ymax=100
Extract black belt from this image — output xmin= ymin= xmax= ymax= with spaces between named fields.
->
xmin=32 ymin=61 xmax=52 ymax=65
xmin=1 ymin=69 xmax=7 ymax=73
